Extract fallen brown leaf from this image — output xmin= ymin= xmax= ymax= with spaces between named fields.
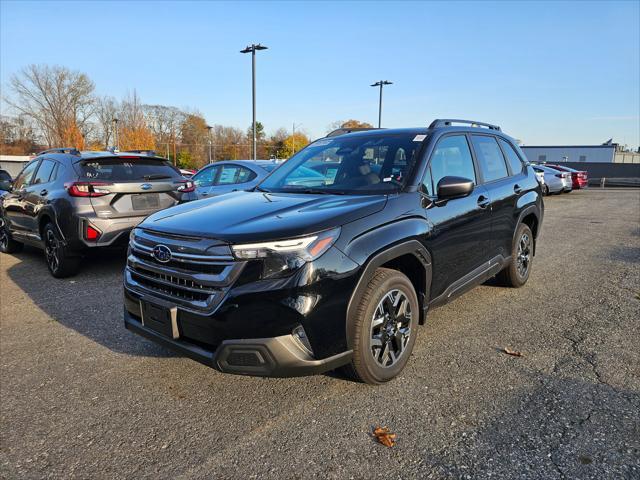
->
xmin=503 ymin=347 xmax=523 ymax=357
xmin=373 ymin=426 xmax=397 ymax=447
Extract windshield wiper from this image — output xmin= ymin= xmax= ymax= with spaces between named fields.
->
xmin=142 ymin=174 xmax=172 ymax=180
xmin=254 ymin=186 xmax=271 ymax=193
xmin=284 ymin=188 xmax=346 ymax=195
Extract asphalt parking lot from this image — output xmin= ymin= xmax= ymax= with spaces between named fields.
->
xmin=1 ymin=188 xmax=639 ymax=479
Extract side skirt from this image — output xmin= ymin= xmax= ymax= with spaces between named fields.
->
xmin=428 ymin=255 xmax=510 ymax=309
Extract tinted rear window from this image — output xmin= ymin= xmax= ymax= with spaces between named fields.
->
xmin=78 ymin=157 xmax=179 ymax=181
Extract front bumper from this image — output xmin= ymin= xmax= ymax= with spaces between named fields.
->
xmin=124 ymin=309 xmax=352 ymax=377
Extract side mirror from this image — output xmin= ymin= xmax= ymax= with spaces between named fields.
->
xmin=0 ymin=180 xmax=12 ymax=192
xmin=437 ymin=176 xmax=474 ymax=200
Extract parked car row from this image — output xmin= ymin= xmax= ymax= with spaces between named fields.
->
xmin=3 ymin=119 xmax=545 ymax=384
xmin=531 ymin=163 xmax=588 ymax=195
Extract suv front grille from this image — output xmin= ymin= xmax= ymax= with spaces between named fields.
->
xmin=129 ymin=270 xmax=211 ymax=302
xmin=125 ymin=230 xmax=245 ymax=312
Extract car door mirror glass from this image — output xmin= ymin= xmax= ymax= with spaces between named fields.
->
xmin=437 ymin=176 xmax=475 ymax=200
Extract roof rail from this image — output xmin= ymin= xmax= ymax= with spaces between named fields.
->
xmin=121 ymin=149 xmax=157 ymax=156
xmin=326 ymin=127 xmax=380 ymax=138
xmin=36 ymin=147 xmax=81 ymax=156
xmin=428 ymin=119 xmax=501 ymax=131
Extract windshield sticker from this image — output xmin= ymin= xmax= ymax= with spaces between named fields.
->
xmin=383 ymin=177 xmax=393 ymax=182
xmin=413 ymin=134 xmax=427 ymax=142
xmin=312 ymin=140 xmax=332 ymax=147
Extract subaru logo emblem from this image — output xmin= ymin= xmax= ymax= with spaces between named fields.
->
xmin=152 ymin=244 xmax=172 ymax=263
xmin=141 ymin=183 xmax=152 ymax=191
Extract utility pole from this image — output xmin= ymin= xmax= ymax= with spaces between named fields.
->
xmin=240 ymin=43 xmax=268 ymax=160
xmin=370 ymin=80 xmax=393 ymax=128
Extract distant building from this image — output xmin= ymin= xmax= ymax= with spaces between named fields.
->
xmin=0 ymin=155 xmax=31 ymax=177
xmin=521 ymin=142 xmax=640 ymax=164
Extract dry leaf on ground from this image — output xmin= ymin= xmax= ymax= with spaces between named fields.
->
xmin=373 ymin=426 xmax=397 ymax=447
xmin=503 ymin=347 xmax=523 ymax=357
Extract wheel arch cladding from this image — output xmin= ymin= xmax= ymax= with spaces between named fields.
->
xmin=346 ymin=240 xmax=432 ymax=333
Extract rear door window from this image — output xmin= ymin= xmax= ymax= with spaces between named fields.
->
xmin=498 ymin=138 xmax=524 ymax=175
xmin=425 ymin=135 xmax=476 ymax=195
xmin=79 ymin=157 xmax=179 ymax=181
xmin=471 ymin=135 xmax=509 ymax=183
xmin=32 ymin=159 xmax=56 ymax=185
xmin=216 ymin=165 xmax=243 ymax=185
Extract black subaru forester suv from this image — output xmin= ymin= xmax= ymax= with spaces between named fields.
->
xmin=124 ymin=119 xmax=543 ymax=384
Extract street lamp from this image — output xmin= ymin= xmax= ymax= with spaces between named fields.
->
xmin=370 ymin=80 xmax=393 ymax=128
xmin=112 ymin=117 xmax=119 ymax=150
xmin=240 ymin=43 xmax=268 ymax=160
xmin=207 ymin=125 xmax=213 ymax=163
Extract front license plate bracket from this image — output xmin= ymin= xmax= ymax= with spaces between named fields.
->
xmin=140 ymin=300 xmax=179 ymax=339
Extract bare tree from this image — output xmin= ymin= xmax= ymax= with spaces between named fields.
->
xmin=5 ymin=64 xmax=95 ymax=147
xmin=94 ymin=96 xmax=118 ymax=148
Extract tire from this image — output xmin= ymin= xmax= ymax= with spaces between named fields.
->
xmin=496 ymin=223 xmax=533 ymax=288
xmin=43 ymin=222 xmax=80 ymax=278
xmin=0 ymin=216 xmax=23 ymax=254
xmin=542 ymin=185 xmax=549 ymax=196
xmin=343 ymin=268 xmax=419 ymax=384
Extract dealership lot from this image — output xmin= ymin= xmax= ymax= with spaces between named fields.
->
xmin=1 ymin=189 xmax=639 ymax=479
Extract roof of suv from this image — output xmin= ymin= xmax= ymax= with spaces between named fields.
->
xmin=324 ymin=121 xmax=516 ymax=143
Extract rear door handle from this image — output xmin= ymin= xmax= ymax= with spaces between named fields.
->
xmin=514 ymin=184 xmax=522 ymax=194
xmin=40 ymin=189 xmax=48 ymax=196
xmin=477 ymin=195 xmax=490 ymax=209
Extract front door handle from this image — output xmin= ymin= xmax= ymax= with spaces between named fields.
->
xmin=40 ymin=189 xmax=48 ymax=196
xmin=514 ymin=184 xmax=522 ymax=194
xmin=477 ymin=195 xmax=490 ymax=209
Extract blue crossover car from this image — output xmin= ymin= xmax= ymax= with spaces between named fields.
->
xmin=192 ymin=160 xmax=280 ymax=199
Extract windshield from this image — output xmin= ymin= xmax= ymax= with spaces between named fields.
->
xmin=257 ymin=133 xmax=425 ymax=194
xmin=78 ymin=157 xmax=180 ymax=181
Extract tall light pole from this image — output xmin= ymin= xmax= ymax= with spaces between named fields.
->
xmin=370 ymin=80 xmax=393 ymax=128
xmin=207 ymin=125 xmax=213 ymax=163
xmin=240 ymin=43 xmax=268 ymax=160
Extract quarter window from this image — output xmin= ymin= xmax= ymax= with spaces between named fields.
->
xmin=425 ymin=135 xmax=476 ymax=195
xmin=471 ymin=135 xmax=509 ymax=183
xmin=236 ymin=167 xmax=257 ymax=183
xmin=498 ymin=138 xmax=524 ymax=175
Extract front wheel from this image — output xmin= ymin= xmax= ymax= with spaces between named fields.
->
xmin=496 ymin=223 xmax=534 ymax=288
xmin=343 ymin=268 xmax=419 ymax=384
xmin=0 ymin=216 xmax=23 ymax=254
xmin=43 ymin=223 xmax=80 ymax=278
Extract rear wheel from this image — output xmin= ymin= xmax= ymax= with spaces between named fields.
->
xmin=343 ymin=268 xmax=419 ymax=384
xmin=43 ymin=223 xmax=80 ymax=278
xmin=0 ymin=216 xmax=23 ymax=254
xmin=496 ymin=223 xmax=533 ymax=288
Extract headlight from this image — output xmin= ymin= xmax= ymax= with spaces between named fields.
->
xmin=232 ymin=228 xmax=340 ymax=279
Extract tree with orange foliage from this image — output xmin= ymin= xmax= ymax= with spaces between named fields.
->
xmin=61 ymin=120 xmax=85 ymax=150
xmin=119 ymin=125 xmax=155 ymax=151
xmin=118 ymin=90 xmax=155 ymax=151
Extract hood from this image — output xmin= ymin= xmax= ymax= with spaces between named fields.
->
xmin=140 ymin=190 xmax=387 ymax=243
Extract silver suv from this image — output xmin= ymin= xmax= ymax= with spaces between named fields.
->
xmin=0 ymin=148 xmax=195 ymax=277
